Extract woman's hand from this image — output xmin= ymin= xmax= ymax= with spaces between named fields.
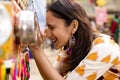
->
xmin=37 ymin=29 xmax=46 ymax=47
xmin=28 ymin=21 xmax=46 ymax=56
xmin=29 ymin=14 xmax=46 ymax=48
xmin=29 ymin=28 xmax=46 ymax=50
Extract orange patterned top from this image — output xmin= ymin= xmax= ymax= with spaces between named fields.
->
xmin=54 ymin=34 xmax=120 ymax=80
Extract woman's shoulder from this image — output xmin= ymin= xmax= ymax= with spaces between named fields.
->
xmin=92 ymin=33 xmax=120 ymax=52
xmin=86 ymin=33 xmax=120 ymax=61
xmin=92 ymin=34 xmax=118 ymax=47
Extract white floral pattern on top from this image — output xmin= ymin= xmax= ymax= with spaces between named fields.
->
xmin=54 ymin=34 xmax=120 ymax=80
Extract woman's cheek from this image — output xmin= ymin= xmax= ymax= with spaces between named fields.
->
xmin=44 ymin=29 xmax=50 ymax=38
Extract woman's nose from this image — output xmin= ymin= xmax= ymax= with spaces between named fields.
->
xmin=44 ymin=28 xmax=51 ymax=38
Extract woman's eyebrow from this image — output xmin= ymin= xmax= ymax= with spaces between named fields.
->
xmin=47 ymin=24 xmax=55 ymax=27
xmin=47 ymin=24 xmax=52 ymax=26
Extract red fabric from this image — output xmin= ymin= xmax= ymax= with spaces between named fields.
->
xmin=89 ymin=0 xmax=95 ymax=5
xmin=110 ymin=21 xmax=117 ymax=35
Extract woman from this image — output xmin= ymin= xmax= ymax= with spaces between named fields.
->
xmin=29 ymin=0 xmax=120 ymax=80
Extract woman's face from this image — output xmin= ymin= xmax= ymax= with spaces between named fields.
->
xmin=45 ymin=11 xmax=72 ymax=50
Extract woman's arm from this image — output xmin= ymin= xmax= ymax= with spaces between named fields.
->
xmin=29 ymin=45 xmax=65 ymax=80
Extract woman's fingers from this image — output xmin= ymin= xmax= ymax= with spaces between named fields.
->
xmin=34 ymin=17 xmax=46 ymax=46
xmin=37 ymin=28 xmax=46 ymax=45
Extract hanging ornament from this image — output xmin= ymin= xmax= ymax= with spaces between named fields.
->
xmin=17 ymin=62 xmax=21 ymax=79
xmin=0 ymin=64 xmax=6 ymax=80
xmin=11 ymin=61 xmax=17 ymax=80
xmin=25 ymin=53 xmax=30 ymax=79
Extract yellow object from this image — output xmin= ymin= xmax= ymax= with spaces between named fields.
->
xmin=96 ymin=0 xmax=106 ymax=7
xmin=0 ymin=1 xmax=14 ymax=60
xmin=1 ymin=64 xmax=6 ymax=80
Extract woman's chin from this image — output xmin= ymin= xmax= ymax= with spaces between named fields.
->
xmin=54 ymin=45 xmax=61 ymax=50
xmin=54 ymin=46 xmax=59 ymax=50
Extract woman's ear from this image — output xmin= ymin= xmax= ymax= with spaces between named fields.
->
xmin=71 ymin=19 xmax=78 ymax=34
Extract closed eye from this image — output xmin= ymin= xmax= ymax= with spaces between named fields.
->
xmin=47 ymin=25 xmax=54 ymax=30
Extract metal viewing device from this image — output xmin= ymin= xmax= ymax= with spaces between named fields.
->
xmin=14 ymin=10 xmax=38 ymax=46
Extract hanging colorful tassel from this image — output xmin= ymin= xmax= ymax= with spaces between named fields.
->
xmin=0 ymin=65 xmax=2 ymax=80
xmin=11 ymin=62 xmax=17 ymax=80
xmin=17 ymin=62 xmax=21 ymax=79
xmin=0 ymin=64 xmax=6 ymax=80
xmin=21 ymin=59 xmax=25 ymax=80
xmin=25 ymin=53 xmax=30 ymax=79
xmin=0 ymin=59 xmax=3 ymax=79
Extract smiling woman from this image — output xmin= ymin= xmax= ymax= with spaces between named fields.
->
xmin=29 ymin=0 xmax=120 ymax=80
xmin=46 ymin=11 xmax=74 ymax=50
